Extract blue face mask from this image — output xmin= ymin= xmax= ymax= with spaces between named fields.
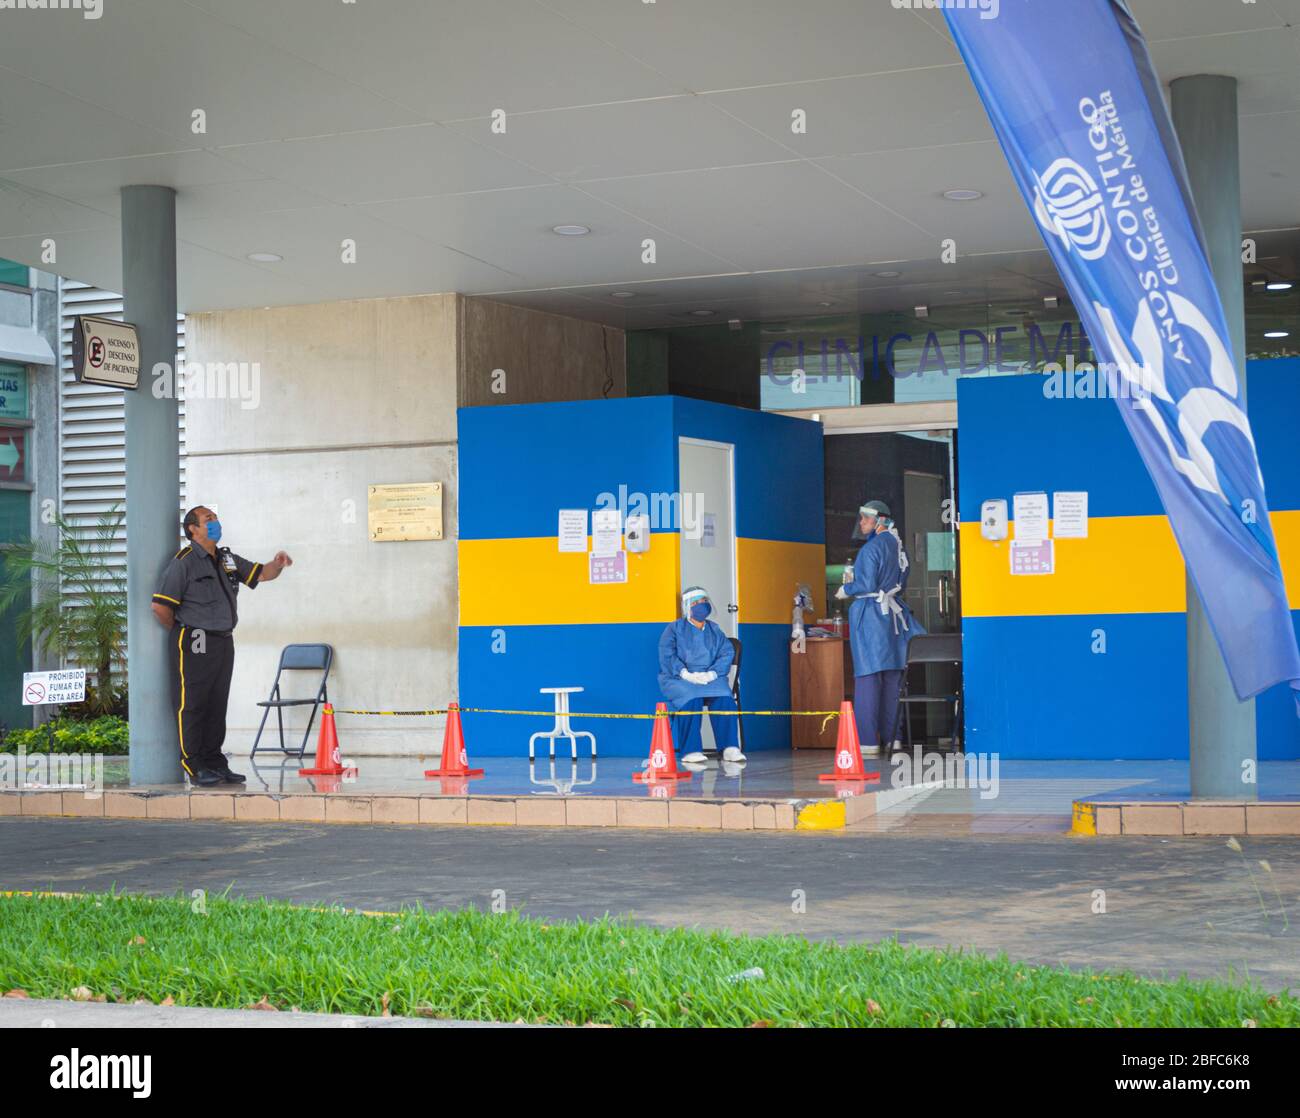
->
xmin=690 ymin=601 xmax=712 ymax=621
xmin=205 ymin=519 xmax=223 ymax=544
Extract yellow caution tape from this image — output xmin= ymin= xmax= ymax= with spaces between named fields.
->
xmin=331 ymin=707 xmax=843 ymax=734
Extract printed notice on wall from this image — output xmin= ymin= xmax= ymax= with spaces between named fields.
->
xmin=591 ymin=509 xmax=622 ymax=556
xmin=1012 ymin=491 xmax=1048 ymax=543
xmin=589 ymin=550 xmax=628 ymax=584
xmin=1053 ymin=491 xmax=1088 ymax=538
xmin=701 ymin=513 xmax=716 ymax=548
xmin=558 ymin=509 xmax=587 ymax=552
xmin=1010 ymin=538 xmax=1054 ymax=575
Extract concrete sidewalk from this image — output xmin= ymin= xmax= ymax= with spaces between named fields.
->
xmin=0 ymin=997 xmax=524 ymax=1028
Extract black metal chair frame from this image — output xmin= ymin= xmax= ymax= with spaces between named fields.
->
xmin=892 ymin=633 xmax=962 ymax=753
xmin=251 ymin=643 xmax=333 ymax=759
xmin=728 ymin=636 xmax=744 ymax=752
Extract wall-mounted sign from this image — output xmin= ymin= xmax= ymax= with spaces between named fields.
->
xmin=1010 ymin=538 xmax=1054 ymax=575
xmin=71 ymin=315 xmax=141 ymax=390
xmin=589 ymin=550 xmax=628 ymax=584
xmin=23 ymin=669 xmax=86 ymax=706
xmin=558 ymin=509 xmax=587 ymax=552
xmin=0 ymin=425 xmax=26 ymax=482
xmin=591 ymin=508 xmax=621 ymax=557
xmin=0 ymin=363 xmax=28 ymax=420
xmin=368 ymin=482 xmax=443 ymax=542
xmin=1012 ymin=491 xmax=1048 ymax=543
xmin=1053 ymin=491 xmax=1089 ymax=538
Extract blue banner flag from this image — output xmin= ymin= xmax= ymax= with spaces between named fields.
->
xmin=944 ymin=0 xmax=1300 ymax=704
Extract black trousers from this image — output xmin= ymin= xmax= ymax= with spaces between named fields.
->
xmin=170 ymin=626 xmax=235 ymax=775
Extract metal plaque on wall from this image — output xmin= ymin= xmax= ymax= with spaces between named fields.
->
xmin=368 ymin=482 xmax=443 ymax=542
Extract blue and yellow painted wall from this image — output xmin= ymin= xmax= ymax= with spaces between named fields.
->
xmin=458 ymin=396 xmax=825 ymax=756
xmin=958 ymin=357 xmax=1300 ymax=760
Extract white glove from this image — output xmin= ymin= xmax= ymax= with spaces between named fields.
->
xmin=835 ymin=586 xmax=849 ymax=600
xmin=679 ymin=668 xmax=694 ymax=682
xmin=682 ymin=670 xmax=710 ymax=685
xmin=701 ymin=671 xmax=718 ymax=683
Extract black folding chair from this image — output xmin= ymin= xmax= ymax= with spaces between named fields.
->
xmin=727 ymin=636 xmax=744 ymax=752
xmin=893 ymin=633 xmax=963 ymax=753
xmin=251 ymin=644 xmax=333 ymax=759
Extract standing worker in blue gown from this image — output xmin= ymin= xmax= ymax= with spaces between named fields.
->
xmin=657 ymin=586 xmax=745 ymax=765
xmin=835 ymin=500 xmax=924 ymax=755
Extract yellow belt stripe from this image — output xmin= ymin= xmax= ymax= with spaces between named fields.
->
xmin=177 ymin=626 xmax=192 ymax=776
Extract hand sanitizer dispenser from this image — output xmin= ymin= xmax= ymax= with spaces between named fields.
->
xmin=625 ymin=514 xmax=650 ymax=553
xmin=981 ymin=498 xmax=1008 ymax=541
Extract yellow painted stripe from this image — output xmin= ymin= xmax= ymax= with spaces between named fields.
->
xmin=963 ymin=510 xmax=1300 ymax=619
xmin=1274 ymin=510 xmax=1300 ymax=609
xmin=461 ymin=532 xmax=830 ymax=628
xmin=177 ymin=626 xmax=192 ymax=776
xmin=737 ymin=537 xmax=826 ymax=624
xmin=459 ymin=534 xmax=680 ymax=626
xmin=960 ymin=515 xmax=1187 ymax=618
xmin=796 ymin=800 xmax=846 ymax=830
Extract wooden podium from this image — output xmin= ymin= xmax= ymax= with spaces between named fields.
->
xmin=790 ymin=636 xmax=853 ymax=749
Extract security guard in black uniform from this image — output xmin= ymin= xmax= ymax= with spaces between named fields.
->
xmin=150 ymin=506 xmax=292 ymax=786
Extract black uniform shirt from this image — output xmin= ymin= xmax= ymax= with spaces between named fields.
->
xmin=153 ymin=545 xmax=261 ymax=633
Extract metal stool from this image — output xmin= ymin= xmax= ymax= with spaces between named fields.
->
xmin=529 ymin=686 xmax=597 ymax=760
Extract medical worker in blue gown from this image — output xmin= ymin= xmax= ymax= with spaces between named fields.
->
xmin=835 ymin=500 xmax=924 ymax=755
xmin=657 ymin=586 xmax=745 ymax=765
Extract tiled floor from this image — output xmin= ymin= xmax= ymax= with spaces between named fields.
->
xmin=99 ymin=750 xmax=890 ymax=802
xmin=80 ymin=752 xmax=1300 ymax=836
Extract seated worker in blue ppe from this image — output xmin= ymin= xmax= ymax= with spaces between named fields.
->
xmin=657 ymin=586 xmax=745 ymax=765
xmin=835 ymin=500 xmax=925 ymax=756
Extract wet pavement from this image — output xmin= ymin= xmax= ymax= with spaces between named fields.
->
xmin=1 ymin=816 xmax=1295 ymax=989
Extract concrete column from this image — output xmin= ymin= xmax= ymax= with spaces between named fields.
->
xmin=121 ymin=186 xmax=180 ymax=786
xmin=1170 ymin=75 xmax=1256 ymax=800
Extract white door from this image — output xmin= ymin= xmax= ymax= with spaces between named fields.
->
xmin=678 ymin=438 xmax=737 ymax=638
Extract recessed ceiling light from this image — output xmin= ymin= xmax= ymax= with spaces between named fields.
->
xmin=247 ymin=252 xmax=282 ymax=263
xmin=688 ymin=309 xmax=716 ymax=317
xmin=610 ymin=291 xmax=636 ymax=299
xmin=875 ymin=270 xmax=901 ymax=278
xmin=943 ymin=189 xmax=983 ymax=201
xmin=552 ymin=224 xmax=590 ymax=236
xmin=817 ymin=300 xmax=835 ymax=307
xmin=1265 ymin=281 xmax=1294 ymax=291
xmin=1264 ymin=330 xmax=1290 ymax=338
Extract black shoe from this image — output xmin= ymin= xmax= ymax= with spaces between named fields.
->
xmin=219 ymin=768 xmax=246 ymax=784
xmin=188 ymin=768 xmax=224 ymax=787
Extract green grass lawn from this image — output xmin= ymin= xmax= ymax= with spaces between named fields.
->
xmin=0 ymin=892 xmax=1294 ymax=1027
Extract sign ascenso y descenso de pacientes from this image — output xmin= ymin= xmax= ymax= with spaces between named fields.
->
xmin=71 ymin=316 xmax=141 ymax=390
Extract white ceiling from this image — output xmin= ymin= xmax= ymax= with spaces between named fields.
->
xmin=0 ymin=0 xmax=1296 ymax=327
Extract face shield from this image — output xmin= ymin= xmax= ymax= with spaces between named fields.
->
xmin=851 ymin=500 xmax=890 ymax=541
xmin=681 ymin=586 xmax=711 ymax=620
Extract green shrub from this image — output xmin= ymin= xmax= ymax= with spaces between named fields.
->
xmin=1 ymin=715 xmax=128 ymax=755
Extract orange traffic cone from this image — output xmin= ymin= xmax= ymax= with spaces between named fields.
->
xmin=632 ymin=703 xmax=694 ymax=783
xmin=819 ymin=701 xmax=879 ymax=782
xmin=299 ymin=704 xmax=350 ymax=776
xmin=424 ymin=704 xmax=485 ymax=779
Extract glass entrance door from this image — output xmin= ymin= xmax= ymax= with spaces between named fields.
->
xmin=824 ymin=429 xmax=960 ymax=746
